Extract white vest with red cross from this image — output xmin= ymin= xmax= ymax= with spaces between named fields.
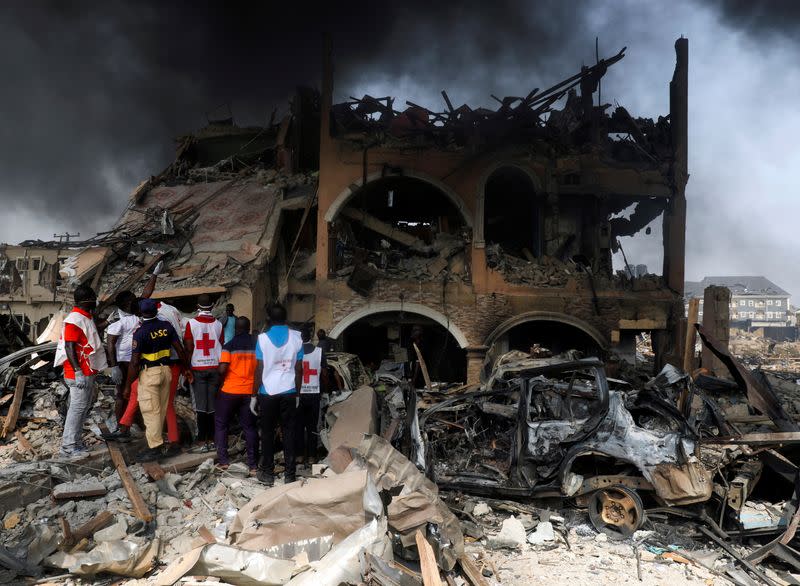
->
xmin=188 ymin=318 xmax=222 ymax=368
xmin=301 ymin=346 xmax=322 ymax=394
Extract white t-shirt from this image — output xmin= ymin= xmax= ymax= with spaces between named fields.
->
xmin=157 ymin=301 xmax=184 ymax=361
xmin=106 ymin=310 xmax=140 ymax=362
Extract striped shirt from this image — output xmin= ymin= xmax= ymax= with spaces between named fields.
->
xmin=220 ymin=333 xmax=257 ymax=395
xmin=132 ymin=318 xmax=178 ymax=366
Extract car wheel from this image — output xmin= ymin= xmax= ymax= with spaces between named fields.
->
xmin=588 ymin=484 xmax=645 ymax=540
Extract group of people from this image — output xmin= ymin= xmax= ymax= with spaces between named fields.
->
xmin=54 ymin=268 xmax=330 ymax=486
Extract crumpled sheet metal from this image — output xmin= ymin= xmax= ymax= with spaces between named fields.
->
xmin=356 ymin=434 xmax=464 ymax=571
xmin=696 ymin=323 xmax=799 ymax=433
xmin=46 ymin=539 xmax=159 ymax=578
xmin=482 ymin=350 xmax=589 ymax=386
xmin=229 ymin=469 xmax=382 ymax=551
xmin=156 ymin=521 xmax=389 ymax=586
xmin=562 ymin=392 xmax=712 ymax=505
xmin=646 ymin=363 xmax=689 ymax=389
xmin=155 ymin=543 xmax=296 ymax=586
xmin=649 ymin=460 xmax=713 ymax=505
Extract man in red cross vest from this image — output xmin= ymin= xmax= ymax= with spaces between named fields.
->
xmin=297 ymin=324 xmax=326 ymax=466
xmin=184 ymin=294 xmax=223 ymax=452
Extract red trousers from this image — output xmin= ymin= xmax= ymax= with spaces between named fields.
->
xmin=120 ymin=363 xmax=180 ymax=443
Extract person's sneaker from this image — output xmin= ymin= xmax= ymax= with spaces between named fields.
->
xmin=138 ymin=447 xmax=162 ymax=463
xmin=161 ymin=443 xmax=181 ymax=458
xmin=101 ymin=429 xmax=131 ymax=443
xmin=57 ymin=446 xmax=89 ymax=460
xmin=257 ymin=469 xmax=274 ymax=486
xmin=284 ymin=473 xmax=297 ymax=484
xmin=200 ymin=442 xmax=215 ymax=453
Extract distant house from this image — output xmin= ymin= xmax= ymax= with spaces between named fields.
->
xmin=684 ymin=276 xmax=791 ymax=328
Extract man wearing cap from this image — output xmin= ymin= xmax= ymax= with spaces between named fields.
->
xmin=54 ymin=285 xmax=108 ymax=458
xmin=184 ymin=294 xmax=223 ymax=452
xmin=103 ymin=263 xmax=183 ymax=447
xmin=125 ymin=299 xmax=192 ymax=462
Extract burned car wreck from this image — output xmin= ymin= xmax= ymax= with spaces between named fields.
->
xmin=409 ymin=338 xmax=800 ymax=554
xmin=416 ymin=353 xmax=711 ymax=538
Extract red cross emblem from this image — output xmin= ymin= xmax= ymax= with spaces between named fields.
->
xmin=196 ymin=333 xmax=216 ymax=356
xmin=303 ymin=361 xmax=318 ymax=384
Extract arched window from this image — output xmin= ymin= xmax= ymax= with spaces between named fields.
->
xmin=484 ymin=167 xmax=542 ymax=258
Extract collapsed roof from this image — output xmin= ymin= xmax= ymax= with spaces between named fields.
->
xmin=332 ymin=47 xmax=672 ymax=169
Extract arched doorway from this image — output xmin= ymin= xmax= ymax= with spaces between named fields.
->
xmin=327 ymin=175 xmax=471 ymax=279
xmin=330 ymin=304 xmax=468 ymax=383
xmin=486 ymin=312 xmax=606 ymax=357
xmin=483 ymin=166 xmax=542 ymax=258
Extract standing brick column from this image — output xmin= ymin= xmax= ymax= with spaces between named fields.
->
xmin=701 ymin=285 xmax=731 ymax=377
xmin=465 ymin=346 xmax=488 ymax=385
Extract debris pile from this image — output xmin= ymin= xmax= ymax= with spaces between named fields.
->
xmin=0 ymin=429 xmax=472 ymax=586
xmin=484 ymin=243 xmax=665 ymax=291
xmin=730 ymin=329 xmax=800 ymax=372
xmin=0 ymin=343 xmax=198 ymax=468
xmin=6 ymin=330 xmax=800 ymax=584
xmin=485 ymin=244 xmax=571 ymax=287
xmin=333 ymin=219 xmax=470 ymax=290
xmin=448 ymin=497 xmax=730 ymax=584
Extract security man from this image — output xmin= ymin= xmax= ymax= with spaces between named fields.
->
xmin=125 ymin=299 xmax=192 ymax=462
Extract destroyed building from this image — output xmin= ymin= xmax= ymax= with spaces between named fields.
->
xmin=1 ymin=41 xmax=689 ymax=385
xmin=312 ymin=39 xmax=689 ymax=383
xmin=0 ymin=89 xmax=323 ymax=340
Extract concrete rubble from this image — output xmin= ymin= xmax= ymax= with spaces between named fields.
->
xmin=1 ymin=334 xmax=800 ymax=585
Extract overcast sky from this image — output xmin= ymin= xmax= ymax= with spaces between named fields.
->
xmin=1 ymin=1 xmax=798 ymax=297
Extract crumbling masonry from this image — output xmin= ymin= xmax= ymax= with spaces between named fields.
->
xmin=311 ymin=39 xmax=689 ymax=382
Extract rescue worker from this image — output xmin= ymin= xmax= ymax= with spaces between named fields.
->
xmin=54 ymin=285 xmax=108 ymax=458
xmin=215 ymin=316 xmax=258 ymax=474
xmin=184 ymin=294 xmax=223 ymax=452
xmin=105 ymin=290 xmax=140 ymax=425
xmin=125 ymin=299 xmax=191 ymax=462
xmin=253 ymin=304 xmax=303 ymax=485
xmin=103 ymin=263 xmax=183 ymax=448
xmin=297 ymin=324 xmax=326 ymax=465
